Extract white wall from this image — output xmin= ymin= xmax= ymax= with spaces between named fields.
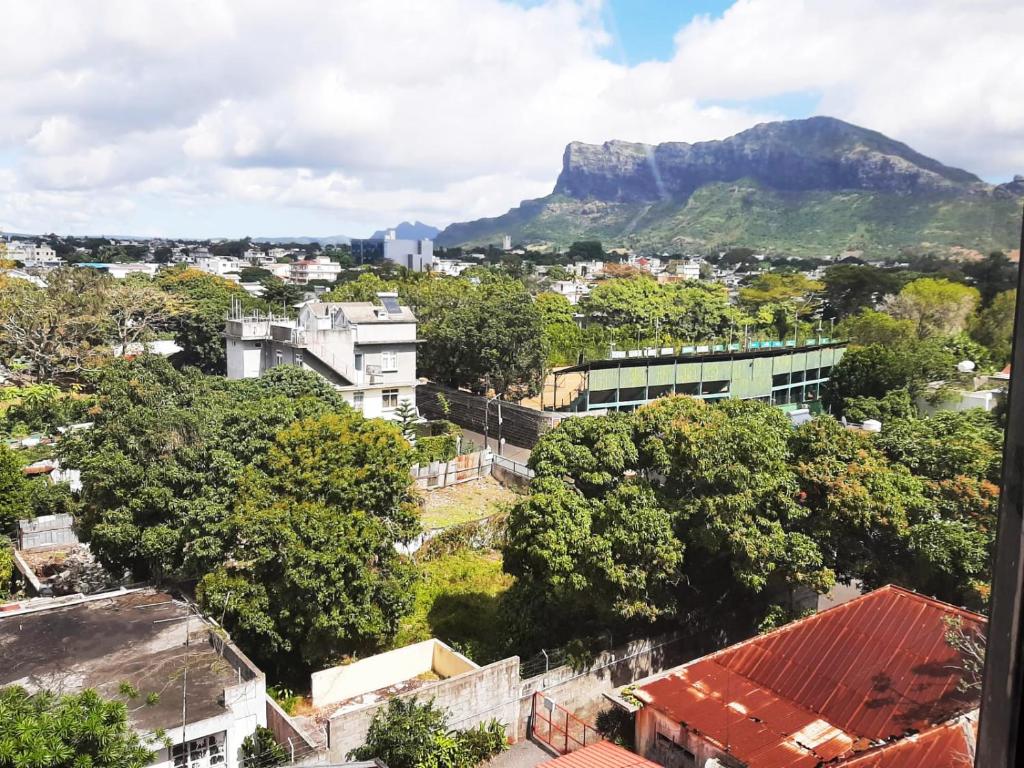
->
xmin=311 ymin=639 xmax=477 ymax=708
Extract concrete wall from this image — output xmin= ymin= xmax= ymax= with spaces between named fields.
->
xmin=327 ymin=656 xmax=520 ymax=762
xmin=265 ymin=695 xmax=321 ymax=760
xmin=417 ymin=383 xmax=558 ymax=449
xmin=312 ymin=639 xmax=477 ymax=708
xmin=514 ymin=631 xmax=701 ymax=742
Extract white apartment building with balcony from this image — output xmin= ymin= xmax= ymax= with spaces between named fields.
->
xmin=225 ymin=293 xmax=417 ymax=419
xmin=289 ymin=256 xmax=342 ymax=284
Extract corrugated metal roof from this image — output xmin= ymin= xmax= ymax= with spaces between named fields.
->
xmin=837 ymin=718 xmax=976 ymax=767
xmin=635 ymin=586 xmax=984 ymax=767
xmin=537 ymin=741 xmax=661 ymax=768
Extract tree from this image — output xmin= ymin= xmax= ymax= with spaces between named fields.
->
xmin=837 ymin=309 xmax=916 ymax=347
xmin=157 ymin=267 xmax=249 ymax=373
xmin=0 ymin=269 xmax=111 ymax=382
xmin=0 ymin=686 xmax=154 ymax=768
xmin=395 ymin=399 xmax=419 ymax=441
xmin=106 ymin=278 xmax=180 ymax=355
xmin=535 ymin=292 xmax=582 ymax=367
xmin=883 ymin=278 xmax=980 ymax=339
xmin=739 ymin=272 xmax=823 ymax=309
xmin=197 ymin=412 xmax=419 ymax=675
xmin=822 ymin=264 xmax=904 ymax=319
xmin=823 ymin=342 xmax=954 ymax=415
xmin=413 ymin=277 xmax=545 ymax=399
xmin=259 ymin=277 xmax=304 ymax=308
xmin=322 ymin=273 xmax=397 ymax=303
xmin=962 ymin=251 xmax=1017 ymax=305
xmin=972 ymin=289 xmax=1016 ymax=364
xmin=348 ymin=698 xmax=506 ymax=768
xmin=566 ymin=241 xmax=604 ymax=261
xmin=0 ymin=444 xmax=30 ymax=536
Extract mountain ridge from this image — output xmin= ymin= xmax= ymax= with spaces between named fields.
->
xmin=438 ymin=116 xmax=1020 ymax=255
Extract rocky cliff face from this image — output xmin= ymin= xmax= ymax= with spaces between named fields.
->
xmin=553 ymin=116 xmax=984 ymax=202
xmin=436 ymin=116 xmax=1021 ymax=254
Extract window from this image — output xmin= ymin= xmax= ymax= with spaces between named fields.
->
xmin=295 ymin=352 xmax=303 ymax=365
xmin=172 ymin=733 xmax=225 ymax=768
xmin=354 ymin=353 xmax=363 ymax=371
xmin=353 ymin=391 xmax=364 ymax=412
xmin=382 ymin=388 xmax=399 ymax=409
xmin=275 ymin=351 xmax=283 ymax=365
xmin=381 ymin=350 xmax=398 ymax=371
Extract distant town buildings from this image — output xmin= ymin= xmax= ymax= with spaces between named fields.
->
xmin=224 ymin=293 xmax=418 ymax=419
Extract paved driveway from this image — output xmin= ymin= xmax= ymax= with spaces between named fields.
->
xmin=485 ymin=740 xmax=554 ymax=768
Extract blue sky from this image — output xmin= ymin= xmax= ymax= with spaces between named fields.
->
xmin=604 ymin=0 xmax=735 ymax=63
xmin=1 ymin=0 xmax=1021 ymax=239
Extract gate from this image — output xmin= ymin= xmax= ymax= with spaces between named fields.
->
xmin=529 ymin=692 xmax=603 ymax=755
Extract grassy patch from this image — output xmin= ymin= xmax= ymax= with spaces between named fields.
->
xmin=419 ymin=478 xmax=518 ymax=530
xmin=396 ymin=550 xmax=513 ymax=664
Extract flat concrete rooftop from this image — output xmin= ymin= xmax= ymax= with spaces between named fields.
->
xmin=0 ymin=589 xmax=241 ymax=732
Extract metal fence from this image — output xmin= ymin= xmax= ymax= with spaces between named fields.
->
xmin=530 ymin=692 xmax=603 ymax=755
xmin=492 ymin=454 xmax=534 ymax=479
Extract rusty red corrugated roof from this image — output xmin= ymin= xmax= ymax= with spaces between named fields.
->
xmin=634 ymin=585 xmax=984 ymax=768
xmin=836 ymin=718 xmax=976 ymax=767
xmin=538 ymin=741 xmax=661 ymax=768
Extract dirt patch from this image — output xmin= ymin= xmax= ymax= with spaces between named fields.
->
xmin=420 ymin=477 xmax=519 ymax=529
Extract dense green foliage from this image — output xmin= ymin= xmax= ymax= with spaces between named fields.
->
xmin=396 ymin=550 xmax=512 ymax=664
xmin=437 ymin=183 xmax=1023 ymax=256
xmin=0 ymin=686 xmax=154 ymax=768
xmin=506 ymin=396 xmax=999 ymax=646
xmin=0 ymin=444 xmax=30 ymax=536
xmin=349 ymin=698 xmax=506 ymax=768
xmin=60 ymin=358 xmax=419 ymax=677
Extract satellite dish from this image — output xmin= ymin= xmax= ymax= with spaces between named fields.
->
xmin=957 ymin=360 xmax=976 ymax=373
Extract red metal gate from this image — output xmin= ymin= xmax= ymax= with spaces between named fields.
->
xmin=530 ymin=692 xmax=603 ymax=755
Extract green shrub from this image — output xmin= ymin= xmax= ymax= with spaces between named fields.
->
xmin=414 ymin=435 xmax=458 ymax=464
xmin=0 ymin=544 xmax=13 ymax=600
xmin=349 ymin=698 xmax=505 ymax=768
xmin=241 ymin=726 xmax=287 ymax=768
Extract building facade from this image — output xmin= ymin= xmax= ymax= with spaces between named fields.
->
xmin=225 ymin=293 xmax=418 ymax=419
xmin=547 ymin=341 xmax=846 ymax=412
xmin=382 ymin=229 xmax=434 ymax=272
xmin=288 ymin=255 xmax=342 ymax=284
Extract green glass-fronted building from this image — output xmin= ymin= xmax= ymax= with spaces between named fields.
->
xmin=550 ymin=341 xmax=846 ymax=412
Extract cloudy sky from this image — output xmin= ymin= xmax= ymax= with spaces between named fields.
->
xmin=1 ymin=0 xmax=1022 ymax=239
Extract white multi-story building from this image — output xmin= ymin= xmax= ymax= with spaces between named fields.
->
xmin=549 ymin=280 xmax=590 ymax=305
xmin=195 ymin=254 xmax=244 ymax=277
xmin=382 ymin=229 xmax=434 ymax=272
xmin=225 ymin=293 xmax=418 ymax=419
xmin=289 ymin=255 xmax=342 ymax=284
xmin=7 ymin=241 xmax=63 ymax=268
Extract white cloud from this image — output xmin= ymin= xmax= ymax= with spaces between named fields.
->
xmin=0 ymin=0 xmax=1021 ymax=236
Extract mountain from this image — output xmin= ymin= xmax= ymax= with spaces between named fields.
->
xmin=437 ymin=117 xmax=1023 ymax=256
xmin=369 ymin=221 xmax=440 ymax=240
xmin=253 ymin=235 xmax=351 ymax=245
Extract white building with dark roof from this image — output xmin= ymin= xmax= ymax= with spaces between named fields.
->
xmin=224 ymin=293 xmax=418 ymax=419
xmin=0 ymin=589 xmax=268 ymax=768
